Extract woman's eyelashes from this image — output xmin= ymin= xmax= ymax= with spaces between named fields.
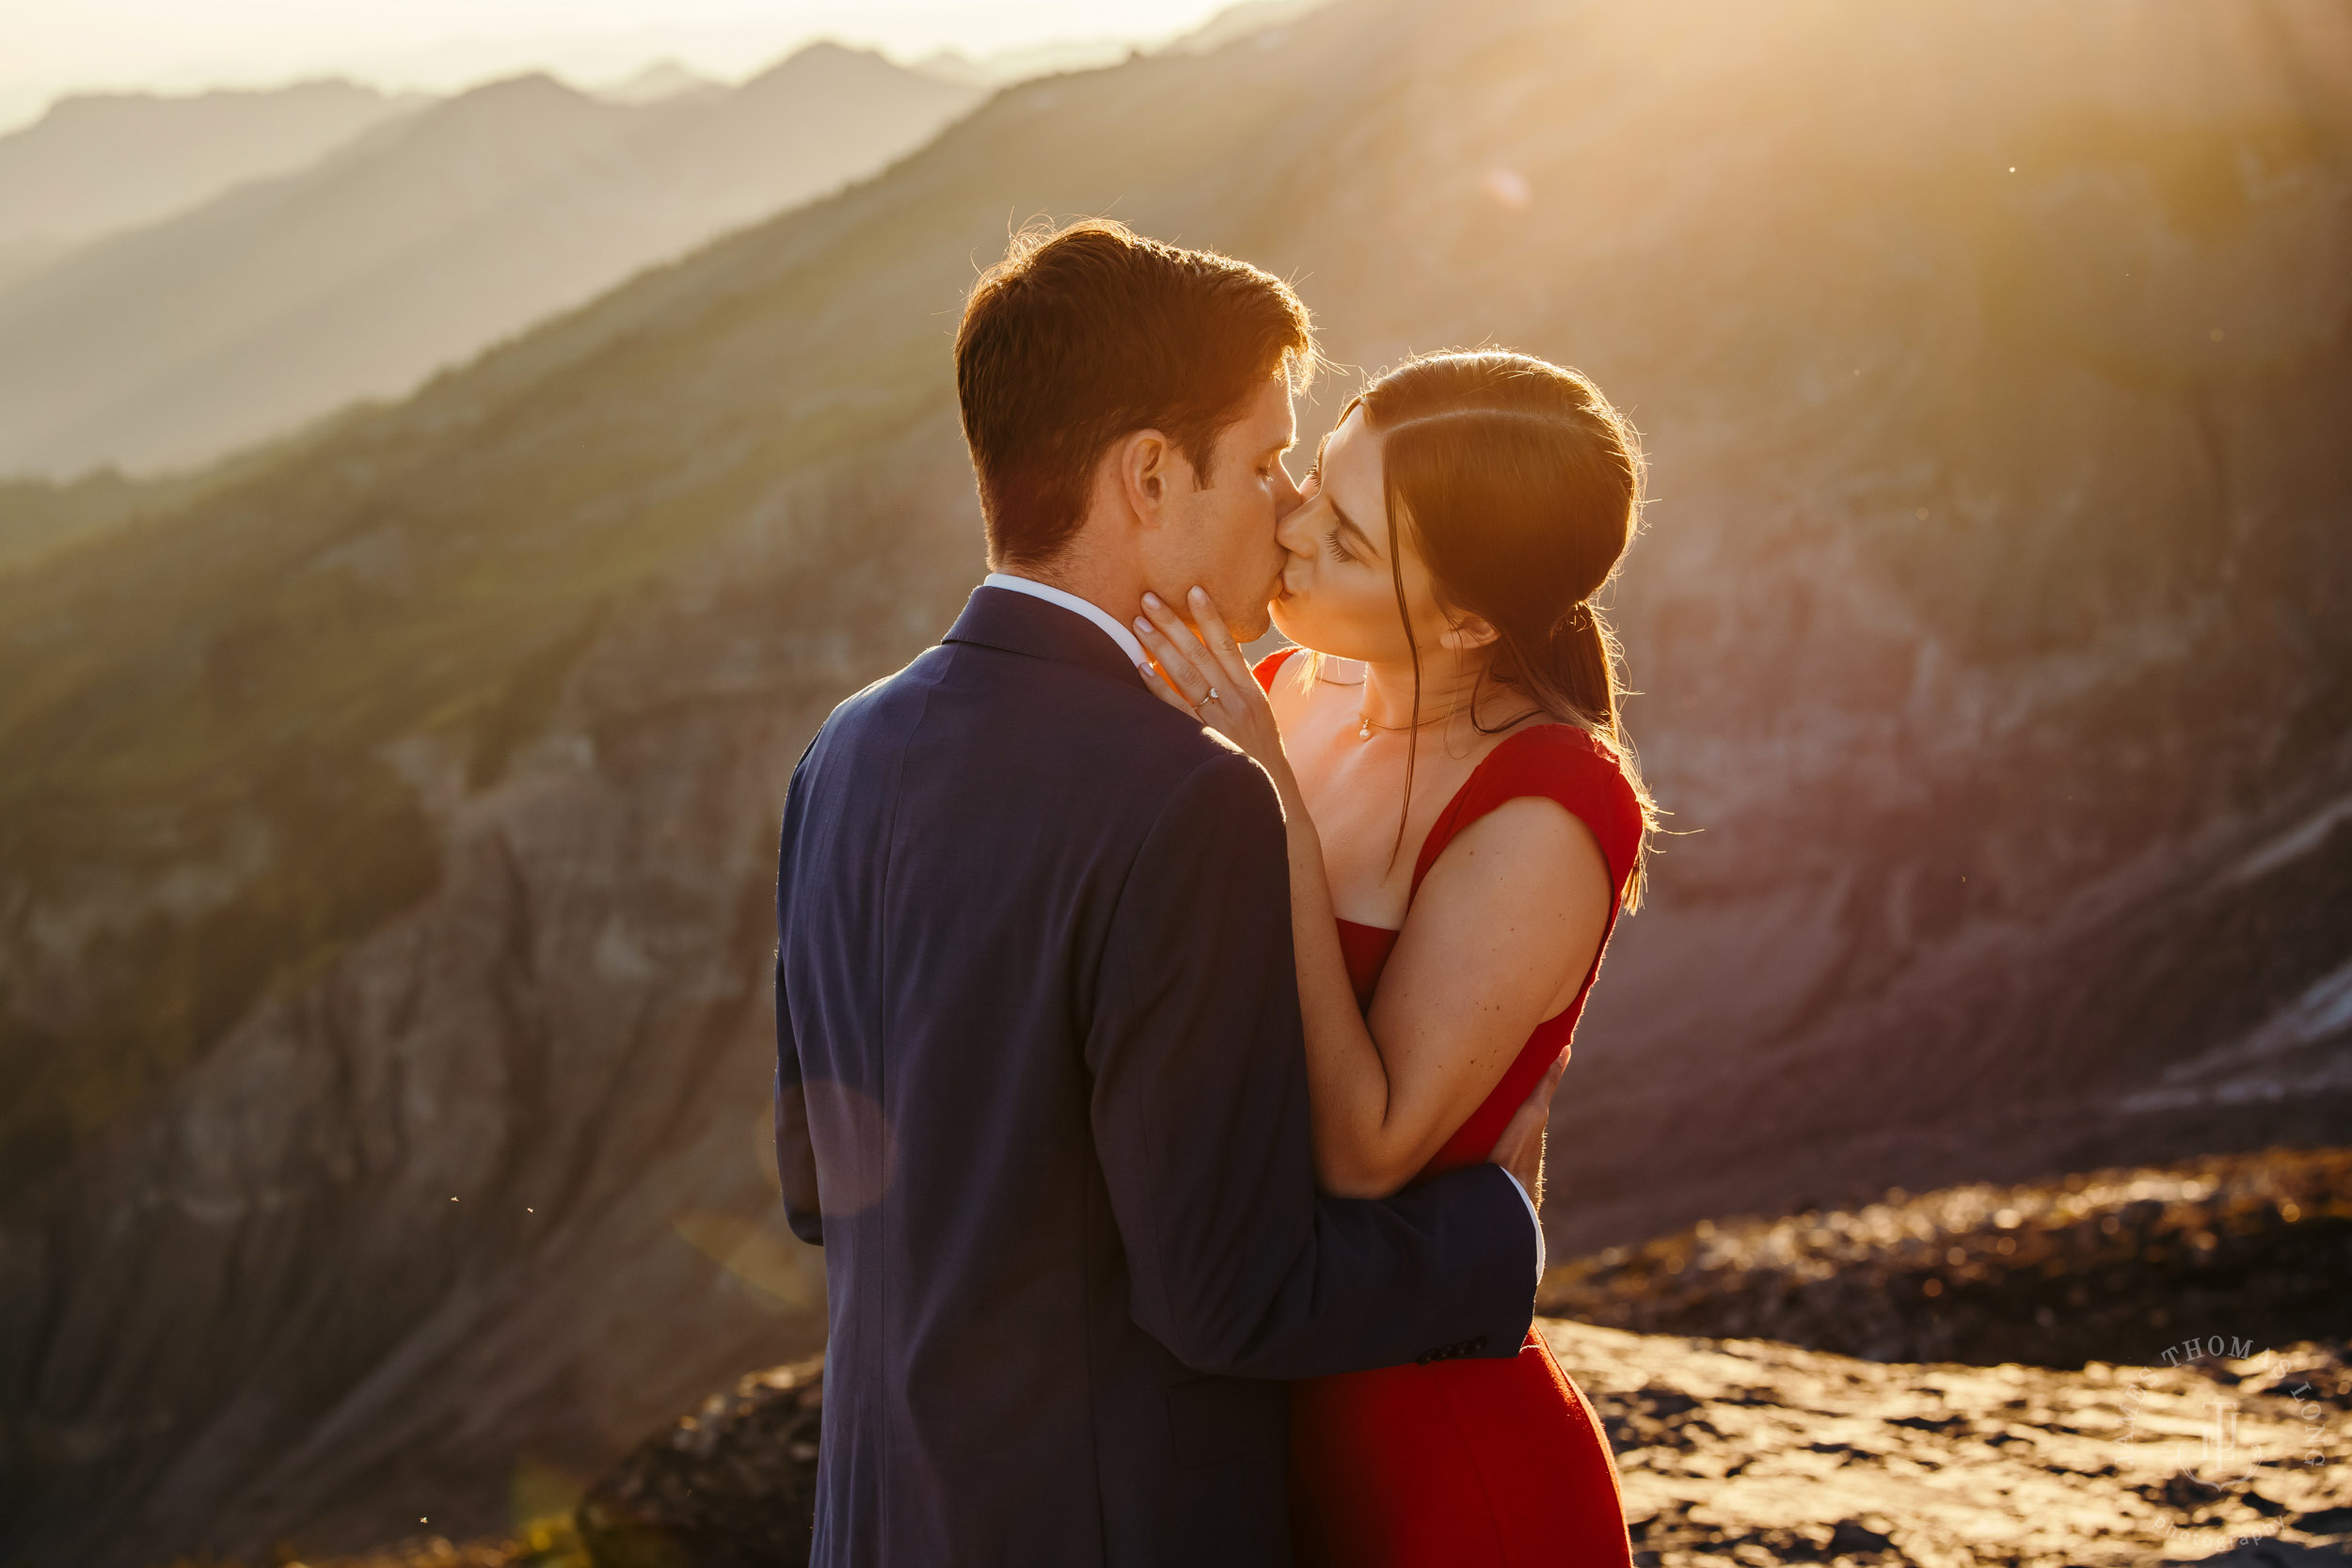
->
xmin=1324 ymin=528 xmax=1354 ymax=563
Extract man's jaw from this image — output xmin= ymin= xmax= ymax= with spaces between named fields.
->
xmin=1243 ymin=574 xmax=1286 ymax=641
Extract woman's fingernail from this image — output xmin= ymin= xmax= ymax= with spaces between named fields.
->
xmin=1189 ymin=586 xmax=1208 ymax=601
xmin=1142 ymin=592 xmax=1163 ymax=609
xmin=1133 ymin=618 xmax=1150 ymax=632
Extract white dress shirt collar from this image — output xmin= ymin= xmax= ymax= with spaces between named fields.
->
xmin=982 ymin=572 xmax=1151 ymax=673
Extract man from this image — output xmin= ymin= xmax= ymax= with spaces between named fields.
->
xmin=774 ymin=219 xmax=1549 ymax=1566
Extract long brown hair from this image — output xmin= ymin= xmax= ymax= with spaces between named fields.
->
xmin=1354 ymin=350 xmax=1658 ymax=906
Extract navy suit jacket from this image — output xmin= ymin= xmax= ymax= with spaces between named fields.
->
xmin=774 ymin=585 xmax=1536 ymax=1567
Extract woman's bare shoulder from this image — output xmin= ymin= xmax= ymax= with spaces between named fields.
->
xmin=1406 ymin=722 xmax=1615 ymax=893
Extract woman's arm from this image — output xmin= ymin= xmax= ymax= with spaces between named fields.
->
xmin=1133 ymin=591 xmax=1612 ymax=1198
xmin=1340 ymin=799 xmax=1610 ymax=1194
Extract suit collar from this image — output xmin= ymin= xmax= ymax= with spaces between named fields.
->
xmin=982 ymin=572 xmax=1153 ymax=667
xmin=944 ymin=584 xmax=1152 ymax=691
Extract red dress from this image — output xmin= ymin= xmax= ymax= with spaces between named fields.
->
xmin=1255 ymin=650 xmax=1639 ymax=1568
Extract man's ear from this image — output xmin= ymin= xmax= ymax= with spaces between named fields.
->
xmin=1117 ymin=429 xmax=1181 ymax=524
xmin=1437 ymin=612 xmax=1500 ymax=653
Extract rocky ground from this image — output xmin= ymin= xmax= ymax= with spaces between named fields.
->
xmin=259 ymin=1149 xmax=2352 ymax=1568
xmin=278 ymin=1332 xmax=2349 ymax=1568
xmin=573 ymin=1360 xmax=823 ymax=1568
xmin=1562 ymin=1324 xmax=2349 ymax=1568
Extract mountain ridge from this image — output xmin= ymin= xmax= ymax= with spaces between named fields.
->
xmin=0 ymin=79 xmax=422 ymax=254
xmin=0 ymin=46 xmax=984 ymax=478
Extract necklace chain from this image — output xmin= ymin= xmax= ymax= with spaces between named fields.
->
xmin=1356 ymin=707 xmax=1452 ymax=741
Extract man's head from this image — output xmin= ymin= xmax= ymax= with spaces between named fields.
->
xmin=955 ymin=219 xmax=1313 ymax=640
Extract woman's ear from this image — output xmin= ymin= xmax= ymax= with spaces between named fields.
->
xmin=1438 ymin=612 xmax=1500 ymax=652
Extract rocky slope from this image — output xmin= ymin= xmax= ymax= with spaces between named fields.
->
xmin=2 ymin=0 xmax=2347 ymax=1560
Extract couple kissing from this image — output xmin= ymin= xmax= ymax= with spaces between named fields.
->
xmin=773 ymin=217 xmax=1656 ymax=1567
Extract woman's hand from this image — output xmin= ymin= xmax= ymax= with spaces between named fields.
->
xmin=1486 ymin=1053 xmax=1568 ymax=1210
xmin=1133 ymin=588 xmax=1291 ymax=785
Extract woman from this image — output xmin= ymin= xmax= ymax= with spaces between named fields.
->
xmin=1131 ymin=351 xmax=1653 ymax=1566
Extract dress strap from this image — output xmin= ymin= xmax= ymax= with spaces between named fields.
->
xmin=1407 ymin=725 xmax=1645 ymax=905
xmin=1252 ymin=645 xmax=1302 ymax=693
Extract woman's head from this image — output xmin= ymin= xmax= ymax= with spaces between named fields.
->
xmin=1270 ymin=349 xmax=1654 ymax=889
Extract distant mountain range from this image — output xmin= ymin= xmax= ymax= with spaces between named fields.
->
xmin=0 ymin=44 xmax=982 ymax=478
xmin=0 ymin=78 xmax=422 ymax=265
xmin=594 ymin=59 xmax=724 ymax=104
xmin=0 ymin=0 xmax=2344 ymax=1561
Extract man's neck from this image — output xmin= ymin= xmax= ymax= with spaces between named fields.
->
xmin=997 ymin=552 xmax=1143 ymax=630
xmin=985 ymin=560 xmax=1152 ymax=673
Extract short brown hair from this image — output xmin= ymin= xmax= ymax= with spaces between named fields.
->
xmin=955 ymin=219 xmax=1314 ymax=568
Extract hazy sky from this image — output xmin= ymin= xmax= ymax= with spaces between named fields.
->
xmin=0 ymin=0 xmax=1249 ymax=132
